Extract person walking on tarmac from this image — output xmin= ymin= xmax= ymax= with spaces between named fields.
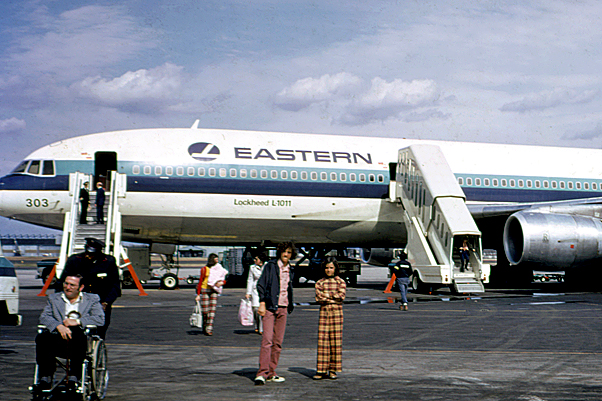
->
xmin=390 ymin=251 xmax=413 ymax=311
xmin=61 ymin=238 xmax=121 ymax=339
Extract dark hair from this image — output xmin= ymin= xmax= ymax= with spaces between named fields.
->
xmin=255 ymin=253 xmax=269 ymax=263
xmin=322 ymin=256 xmax=340 ymax=277
xmin=207 ymin=253 xmax=219 ymax=266
xmin=276 ymin=241 xmax=297 ymax=261
xmin=64 ymin=274 xmax=84 ymax=286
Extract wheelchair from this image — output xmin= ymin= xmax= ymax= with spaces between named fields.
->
xmin=30 ymin=325 xmax=109 ymax=400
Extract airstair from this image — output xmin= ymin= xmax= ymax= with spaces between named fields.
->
xmin=38 ymin=172 xmax=147 ymax=296
xmin=391 ymin=145 xmax=489 ymax=293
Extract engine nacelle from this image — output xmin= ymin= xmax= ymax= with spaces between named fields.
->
xmin=503 ymin=211 xmax=602 ymax=268
xmin=360 ymin=248 xmax=395 ymax=266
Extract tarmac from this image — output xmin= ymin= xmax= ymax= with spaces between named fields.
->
xmin=2 ymin=266 xmax=602 ymax=400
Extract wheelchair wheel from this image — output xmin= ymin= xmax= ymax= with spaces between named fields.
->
xmin=92 ymin=340 xmax=109 ymax=399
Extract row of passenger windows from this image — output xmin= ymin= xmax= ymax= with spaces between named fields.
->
xmin=132 ymin=165 xmax=386 ymax=183
xmin=458 ymin=177 xmax=601 ymax=191
xmin=12 ymin=160 xmax=55 ymax=176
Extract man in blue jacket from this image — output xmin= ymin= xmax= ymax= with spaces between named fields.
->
xmin=254 ymin=242 xmax=296 ymax=385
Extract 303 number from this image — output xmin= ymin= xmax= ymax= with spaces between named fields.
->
xmin=26 ymin=198 xmax=49 ymax=207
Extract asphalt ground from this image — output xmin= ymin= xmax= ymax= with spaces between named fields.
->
xmin=2 ymin=267 xmax=602 ymax=401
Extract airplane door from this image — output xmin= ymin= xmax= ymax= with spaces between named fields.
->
xmin=95 ymin=151 xmax=117 ymax=189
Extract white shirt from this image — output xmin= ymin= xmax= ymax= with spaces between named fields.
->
xmin=61 ymin=292 xmax=83 ymax=325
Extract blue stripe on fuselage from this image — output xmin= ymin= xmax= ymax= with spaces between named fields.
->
xmin=3 ymin=173 xmax=602 ymax=203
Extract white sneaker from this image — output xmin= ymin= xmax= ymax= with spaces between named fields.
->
xmin=254 ymin=376 xmax=265 ymax=385
xmin=266 ymin=375 xmax=285 ymax=383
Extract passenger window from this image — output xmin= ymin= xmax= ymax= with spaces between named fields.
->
xmin=301 ymin=171 xmax=308 ymax=180
xmin=475 ymin=178 xmax=481 ymax=186
xmin=535 ymin=181 xmax=540 ymax=188
xmin=291 ymin=171 xmax=298 ymax=180
xmin=560 ymin=181 xmax=565 ymax=189
xmin=320 ymin=172 xmax=327 ymax=181
xmin=501 ymin=179 xmax=507 ymax=187
xmin=188 ymin=167 xmax=195 ymax=176
xmin=133 ymin=165 xmax=140 ymax=175
xmin=240 ymin=169 xmax=247 ymax=178
xmin=155 ymin=166 xmax=162 ymax=175
xmin=510 ymin=179 xmax=515 ymax=187
xmin=219 ymin=168 xmax=226 ymax=177
xmin=331 ymin=172 xmax=337 ymax=181
xmin=594 ymin=183 xmax=598 ymax=190
xmin=340 ymin=173 xmax=346 ymax=181
xmin=576 ymin=182 xmax=581 ymax=190
xmin=271 ymin=170 xmax=278 ymax=179
xmin=230 ymin=168 xmax=237 ymax=178
xmin=369 ymin=174 xmax=375 ymax=182
xmin=378 ymin=175 xmax=384 ymax=183
xmin=518 ymin=180 xmax=524 ymax=187
xmin=458 ymin=177 xmax=463 ymax=185
xmin=543 ymin=181 xmax=549 ymax=188
xmin=281 ymin=171 xmax=288 ymax=179
xmin=251 ymin=169 xmax=258 ymax=178
xmin=466 ymin=178 xmax=472 ymax=186
xmin=568 ymin=182 xmax=573 ymax=189
xmin=311 ymin=172 xmax=318 ymax=180
xmin=484 ymin=178 xmax=490 ymax=186
xmin=177 ymin=167 xmax=184 ymax=176
xmin=359 ymin=174 xmax=366 ymax=182
xmin=209 ymin=168 xmax=216 ymax=177
xmin=28 ymin=160 xmax=40 ymax=175
xmin=493 ymin=179 xmax=498 ymax=186
xmin=144 ymin=166 xmax=151 ymax=175
xmin=350 ymin=173 xmax=356 ymax=182
xmin=198 ymin=167 xmax=205 ymax=176
xmin=552 ymin=181 xmax=557 ymax=189
xmin=166 ymin=167 xmax=173 ymax=176
xmin=42 ymin=161 xmax=54 ymax=175
xmin=261 ymin=170 xmax=268 ymax=179
xmin=526 ymin=180 xmax=532 ymax=188
xmin=584 ymin=183 xmax=589 ymax=190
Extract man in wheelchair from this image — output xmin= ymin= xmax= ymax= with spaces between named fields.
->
xmin=33 ymin=274 xmax=105 ymax=395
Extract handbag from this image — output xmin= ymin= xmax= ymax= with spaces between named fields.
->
xmin=238 ymin=298 xmax=254 ymax=326
xmin=189 ymin=300 xmax=203 ymax=328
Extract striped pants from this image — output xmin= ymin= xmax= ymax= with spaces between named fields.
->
xmin=316 ymin=304 xmax=343 ymax=374
xmin=201 ymin=288 xmax=218 ymax=334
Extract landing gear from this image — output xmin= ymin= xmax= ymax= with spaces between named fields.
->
xmin=160 ymin=273 xmax=178 ymax=290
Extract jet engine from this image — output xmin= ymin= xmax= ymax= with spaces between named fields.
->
xmin=360 ymin=248 xmax=395 ymax=266
xmin=503 ymin=211 xmax=602 ymax=268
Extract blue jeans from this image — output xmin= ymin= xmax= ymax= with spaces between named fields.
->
xmin=396 ymin=277 xmax=410 ymax=304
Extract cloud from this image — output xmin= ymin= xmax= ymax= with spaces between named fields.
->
xmin=339 ymin=78 xmax=440 ymax=125
xmin=4 ymin=5 xmax=157 ymax=82
xmin=274 ymin=72 xmax=362 ymax=111
xmin=0 ymin=117 xmax=26 ymax=134
xmin=72 ymin=63 xmax=184 ymax=113
xmin=500 ymin=87 xmax=599 ymax=112
xmin=563 ymin=122 xmax=602 ymax=141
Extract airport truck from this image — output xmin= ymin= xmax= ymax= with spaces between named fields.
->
xmin=0 ymin=251 xmax=21 ymax=326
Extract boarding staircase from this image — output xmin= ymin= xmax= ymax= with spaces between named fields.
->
xmin=38 ymin=171 xmax=147 ymax=296
xmin=390 ymin=145 xmax=487 ymax=293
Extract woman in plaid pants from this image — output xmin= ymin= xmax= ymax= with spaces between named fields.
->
xmin=195 ymin=253 xmax=226 ymax=336
xmin=313 ymin=257 xmax=346 ymax=380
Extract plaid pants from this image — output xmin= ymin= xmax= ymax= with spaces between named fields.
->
xmin=316 ymin=304 xmax=343 ymax=373
xmin=201 ymin=288 xmax=218 ymax=333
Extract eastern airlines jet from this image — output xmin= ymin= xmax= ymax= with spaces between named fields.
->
xmin=1 ymin=122 xmax=602 ymax=285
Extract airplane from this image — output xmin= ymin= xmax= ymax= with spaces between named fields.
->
xmin=1 ymin=121 xmax=602 ymax=290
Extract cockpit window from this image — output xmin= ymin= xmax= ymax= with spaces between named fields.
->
xmin=28 ymin=160 xmax=41 ymax=174
xmin=12 ymin=160 xmax=29 ymax=173
xmin=11 ymin=160 xmax=55 ymax=176
xmin=42 ymin=160 xmax=54 ymax=175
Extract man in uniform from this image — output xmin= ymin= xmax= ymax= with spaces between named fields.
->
xmin=390 ymin=250 xmax=413 ymax=311
xmin=61 ymin=238 xmax=120 ymax=338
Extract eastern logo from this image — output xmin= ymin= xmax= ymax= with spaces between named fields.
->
xmin=188 ymin=142 xmax=220 ymax=161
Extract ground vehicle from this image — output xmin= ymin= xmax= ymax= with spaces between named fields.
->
xmin=37 ymin=259 xmax=58 ymax=286
xmin=0 ymin=255 xmax=21 ymax=326
xmin=294 ymin=248 xmax=361 ymax=286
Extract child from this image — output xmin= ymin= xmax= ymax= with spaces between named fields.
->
xmin=313 ymin=256 xmax=346 ymax=380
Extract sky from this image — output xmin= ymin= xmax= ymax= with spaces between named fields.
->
xmin=2 ymin=0 xmax=602 ymax=235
